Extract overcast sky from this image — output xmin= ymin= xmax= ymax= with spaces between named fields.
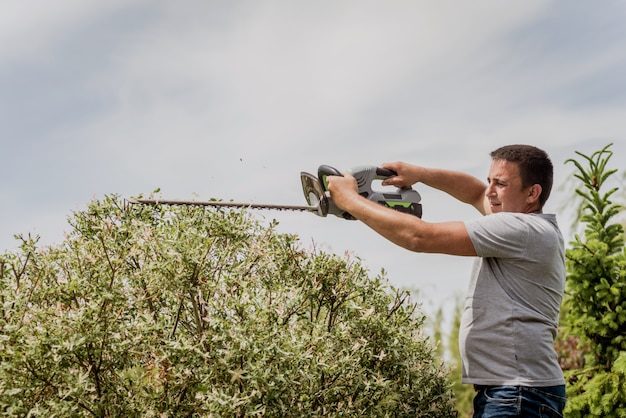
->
xmin=2 ymin=1 xmax=625 ymax=319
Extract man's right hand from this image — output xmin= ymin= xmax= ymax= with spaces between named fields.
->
xmin=380 ymin=161 xmax=422 ymax=188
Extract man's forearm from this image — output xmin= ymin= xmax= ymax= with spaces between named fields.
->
xmin=418 ymin=167 xmax=485 ymax=202
xmin=414 ymin=167 xmax=487 ymax=213
xmin=330 ymin=183 xmax=477 ymax=256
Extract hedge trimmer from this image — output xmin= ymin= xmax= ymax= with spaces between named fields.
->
xmin=128 ymin=165 xmax=422 ymax=220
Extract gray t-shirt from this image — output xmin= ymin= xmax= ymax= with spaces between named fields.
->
xmin=461 ymin=212 xmax=566 ymax=386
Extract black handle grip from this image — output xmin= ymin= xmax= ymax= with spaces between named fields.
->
xmin=375 ymin=167 xmax=397 ymax=178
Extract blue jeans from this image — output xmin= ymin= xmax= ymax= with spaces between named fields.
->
xmin=473 ymin=385 xmax=566 ymax=417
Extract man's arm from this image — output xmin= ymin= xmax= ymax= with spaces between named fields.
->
xmin=381 ymin=162 xmax=489 ymax=215
xmin=326 ymin=174 xmax=477 ymax=256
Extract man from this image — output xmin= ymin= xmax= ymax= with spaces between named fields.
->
xmin=326 ymin=145 xmax=566 ymax=417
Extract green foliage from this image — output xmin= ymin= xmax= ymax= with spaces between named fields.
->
xmin=0 ymin=195 xmax=455 ymax=416
xmin=563 ymin=143 xmax=626 ymax=417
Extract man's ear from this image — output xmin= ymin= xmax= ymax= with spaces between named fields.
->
xmin=527 ymin=184 xmax=542 ymax=204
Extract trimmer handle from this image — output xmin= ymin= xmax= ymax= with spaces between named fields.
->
xmin=317 ymin=165 xmax=354 ymax=219
xmin=318 ymin=165 xmax=343 ymax=189
xmin=373 ymin=167 xmax=397 ymax=178
xmin=317 ymin=164 xmax=422 ymax=220
xmin=318 ymin=165 xmax=397 ymax=190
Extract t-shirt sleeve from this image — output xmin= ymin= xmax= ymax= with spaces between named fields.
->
xmin=464 ymin=213 xmax=529 ymax=259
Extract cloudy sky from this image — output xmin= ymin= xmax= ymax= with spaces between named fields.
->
xmin=2 ymin=1 xmax=625 ymax=318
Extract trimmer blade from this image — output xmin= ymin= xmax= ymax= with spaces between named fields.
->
xmin=300 ymin=172 xmax=328 ymax=217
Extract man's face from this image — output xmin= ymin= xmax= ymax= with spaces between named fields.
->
xmin=485 ymin=159 xmax=537 ymax=214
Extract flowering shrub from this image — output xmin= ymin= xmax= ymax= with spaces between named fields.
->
xmin=0 ymin=195 xmax=455 ymax=417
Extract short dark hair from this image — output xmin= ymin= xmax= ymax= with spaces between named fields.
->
xmin=490 ymin=144 xmax=554 ymax=207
